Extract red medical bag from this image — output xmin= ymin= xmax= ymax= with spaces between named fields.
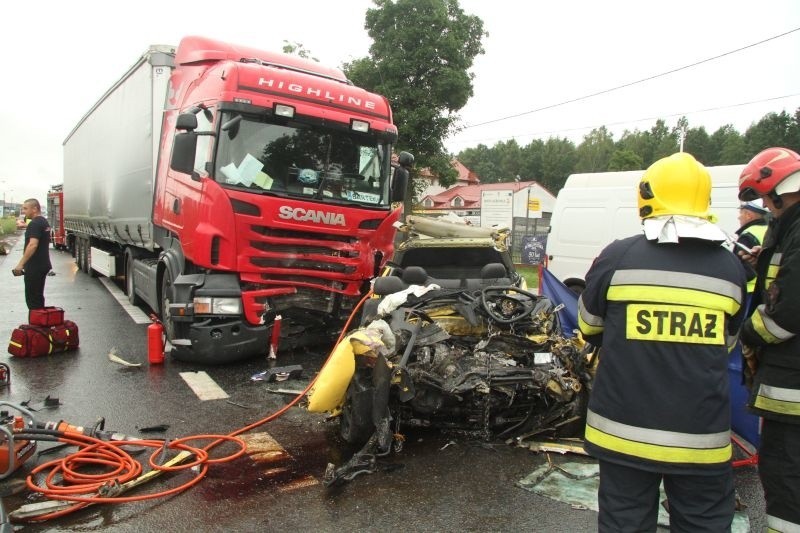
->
xmin=28 ymin=307 xmax=65 ymax=327
xmin=8 ymin=320 xmax=79 ymax=358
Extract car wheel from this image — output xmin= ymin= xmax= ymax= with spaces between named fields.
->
xmin=340 ymin=371 xmax=375 ymax=445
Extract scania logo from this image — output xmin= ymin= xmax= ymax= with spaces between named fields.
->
xmin=278 ymin=206 xmax=346 ymax=226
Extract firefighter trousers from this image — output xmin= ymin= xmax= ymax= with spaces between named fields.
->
xmin=23 ymin=268 xmax=48 ymax=310
xmin=598 ymin=459 xmax=734 ymax=532
xmin=759 ymin=419 xmax=800 ymax=532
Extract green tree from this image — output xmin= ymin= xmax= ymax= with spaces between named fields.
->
xmin=709 ymin=125 xmax=747 ymax=164
xmin=684 ymin=126 xmax=712 ymax=165
xmin=519 ymin=139 xmax=545 ymax=182
xmin=745 ymin=110 xmax=800 ymax=156
xmin=458 ymin=143 xmax=503 ymax=183
xmin=617 ymin=129 xmax=655 ymax=167
xmin=540 ymin=137 xmax=577 ymax=192
xmin=344 ymin=0 xmax=486 ymax=205
xmin=651 ymin=119 xmax=679 ymax=160
xmin=494 ymin=139 xmax=523 ymax=181
xmin=281 ymin=41 xmax=318 ymax=62
xmin=608 ymin=148 xmax=643 ymax=171
xmin=575 ymin=127 xmax=615 ymax=172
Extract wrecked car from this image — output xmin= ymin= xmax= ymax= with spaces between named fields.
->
xmin=307 ymin=216 xmax=594 ymax=485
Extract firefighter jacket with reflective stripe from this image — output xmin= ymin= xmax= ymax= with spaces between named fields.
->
xmin=742 ymin=201 xmax=800 ymax=424
xmin=578 ymin=234 xmax=747 ymax=474
xmin=736 ymin=220 xmax=768 ymax=293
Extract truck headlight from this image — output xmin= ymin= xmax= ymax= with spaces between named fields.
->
xmin=193 ymin=297 xmax=242 ymax=315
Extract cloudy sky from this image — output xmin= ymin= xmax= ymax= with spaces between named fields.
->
xmin=1 ymin=0 xmax=798 ymax=204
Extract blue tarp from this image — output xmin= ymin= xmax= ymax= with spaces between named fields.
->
xmin=538 ymin=266 xmax=579 ymax=336
xmin=537 ymin=265 xmax=760 ymax=448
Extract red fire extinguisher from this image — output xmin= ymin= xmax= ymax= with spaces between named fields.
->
xmin=148 ymin=315 xmax=165 ymax=365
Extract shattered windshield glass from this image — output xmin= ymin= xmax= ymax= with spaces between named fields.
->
xmin=214 ymin=111 xmax=390 ymax=207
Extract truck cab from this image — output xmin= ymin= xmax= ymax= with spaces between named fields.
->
xmin=63 ymin=36 xmax=408 ymax=364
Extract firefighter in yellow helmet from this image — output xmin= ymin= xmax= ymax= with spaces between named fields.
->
xmin=578 ymin=153 xmax=747 ymax=531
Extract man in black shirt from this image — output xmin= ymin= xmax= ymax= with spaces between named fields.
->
xmin=12 ymin=198 xmax=52 ymax=310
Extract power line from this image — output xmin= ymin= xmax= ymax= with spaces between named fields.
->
xmin=463 ymin=26 xmax=800 ymax=130
xmin=449 ymin=92 xmax=800 ymax=148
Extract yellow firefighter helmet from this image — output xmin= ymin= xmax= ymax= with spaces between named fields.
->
xmin=638 ymin=152 xmax=712 ymax=219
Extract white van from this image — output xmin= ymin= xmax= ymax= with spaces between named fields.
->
xmin=545 ymin=164 xmax=745 ymax=293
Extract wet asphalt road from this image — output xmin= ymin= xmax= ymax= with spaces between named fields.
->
xmin=0 ymin=232 xmax=766 ymax=532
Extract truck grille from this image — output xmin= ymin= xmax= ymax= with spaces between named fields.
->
xmin=250 ymin=241 xmax=358 ymax=258
xmin=251 ymin=225 xmax=356 ymax=244
xmin=250 ymin=257 xmax=355 ymax=274
xmin=244 ymin=220 xmax=362 ymax=278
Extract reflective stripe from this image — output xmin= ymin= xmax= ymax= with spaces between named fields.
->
xmin=608 ymin=285 xmax=740 ymax=316
xmin=766 ymin=252 xmax=782 ymax=288
xmin=610 ymin=270 xmax=742 ymax=305
xmin=768 ymin=514 xmax=800 ymax=533
xmin=607 ymin=269 xmax=742 ymax=315
xmin=751 ymin=304 xmax=796 ymax=344
xmin=744 ymin=225 xmax=767 ymax=292
xmin=726 ymin=332 xmax=739 ymax=353
xmin=585 ymin=410 xmax=732 ymax=464
xmin=754 ymin=384 xmax=800 ymax=415
xmin=577 ymin=296 xmax=604 ymax=335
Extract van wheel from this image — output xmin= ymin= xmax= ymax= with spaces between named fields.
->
xmin=563 ymin=278 xmax=585 ymax=296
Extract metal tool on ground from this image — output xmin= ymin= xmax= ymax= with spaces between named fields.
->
xmin=34 ymin=417 xmax=142 ymax=445
xmin=251 ymin=365 xmax=303 ymax=383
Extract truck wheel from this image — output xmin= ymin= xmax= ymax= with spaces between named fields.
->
xmin=125 ymin=250 xmax=143 ymax=306
xmin=76 ymin=239 xmax=85 ymax=272
xmin=81 ymin=239 xmax=90 ymax=274
xmin=74 ymin=239 xmax=81 ymax=270
xmin=86 ymin=241 xmax=97 ymax=277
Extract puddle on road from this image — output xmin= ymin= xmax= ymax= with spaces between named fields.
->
xmin=198 ymin=431 xmax=334 ymax=501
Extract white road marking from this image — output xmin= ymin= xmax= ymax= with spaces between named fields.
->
xmin=179 ymin=371 xmax=230 ymax=401
xmin=99 ymin=277 xmax=151 ymax=324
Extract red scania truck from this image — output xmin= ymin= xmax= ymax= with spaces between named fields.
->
xmin=63 ymin=36 xmax=407 ymax=364
xmin=46 ymin=184 xmax=67 ymax=250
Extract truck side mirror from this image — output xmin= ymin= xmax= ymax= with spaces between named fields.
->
xmin=170 ymin=132 xmax=199 ymax=179
xmin=176 ymin=113 xmax=198 ymax=131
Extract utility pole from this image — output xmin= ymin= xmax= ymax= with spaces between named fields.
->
xmin=526 ymin=184 xmax=531 ymax=237
xmin=678 ymin=126 xmax=687 ymax=152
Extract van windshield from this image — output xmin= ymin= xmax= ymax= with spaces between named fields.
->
xmin=214 ymin=111 xmax=390 ymax=207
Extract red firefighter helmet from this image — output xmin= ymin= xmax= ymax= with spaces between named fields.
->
xmin=738 ymin=147 xmax=800 ymax=201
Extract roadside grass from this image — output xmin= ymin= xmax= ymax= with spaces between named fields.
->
xmin=516 ymin=264 xmax=539 ymax=290
xmin=0 ymin=217 xmax=17 ymax=236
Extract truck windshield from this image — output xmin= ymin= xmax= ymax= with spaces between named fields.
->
xmin=214 ymin=111 xmax=390 ymax=207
